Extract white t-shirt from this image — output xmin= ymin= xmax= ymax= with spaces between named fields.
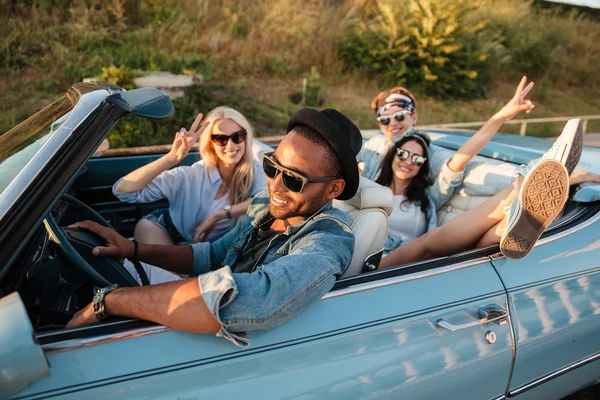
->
xmin=387 ymin=195 xmax=427 ymax=244
xmin=208 ymin=194 xmax=236 ymax=241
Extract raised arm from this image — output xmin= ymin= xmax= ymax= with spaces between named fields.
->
xmin=114 ymin=113 xmax=208 ymax=193
xmin=447 ymin=76 xmax=535 ymax=172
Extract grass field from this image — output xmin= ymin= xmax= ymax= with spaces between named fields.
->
xmin=2 ymin=0 xmax=599 ymax=145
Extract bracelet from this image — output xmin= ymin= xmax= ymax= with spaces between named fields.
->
xmin=131 ymin=239 xmax=139 ymax=261
xmin=224 ymin=205 xmax=233 ymax=220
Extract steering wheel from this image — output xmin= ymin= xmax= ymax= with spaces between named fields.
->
xmin=44 ymin=194 xmax=150 ymax=287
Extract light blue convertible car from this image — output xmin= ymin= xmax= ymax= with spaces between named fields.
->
xmin=1 ymin=83 xmax=599 ymax=399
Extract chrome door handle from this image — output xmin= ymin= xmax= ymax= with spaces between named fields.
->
xmin=436 ymin=305 xmax=508 ymax=332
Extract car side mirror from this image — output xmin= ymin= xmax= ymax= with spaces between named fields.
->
xmin=0 ymin=292 xmax=50 ymax=398
xmin=107 ymin=87 xmax=175 ymax=120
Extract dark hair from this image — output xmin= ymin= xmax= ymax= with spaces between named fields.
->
xmin=375 ymin=132 xmax=433 ymax=213
xmin=292 ymin=124 xmax=343 ymax=178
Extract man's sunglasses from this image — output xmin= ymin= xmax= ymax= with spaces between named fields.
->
xmin=376 ymin=110 xmax=411 ymax=126
xmin=210 ymin=130 xmax=247 ymax=146
xmin=262 ymin=152 xmax=339 ymax=193
xmin=396 ymin=148 xmax=427 ymax=167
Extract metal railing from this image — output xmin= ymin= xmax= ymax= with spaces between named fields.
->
xmin=417 ymin=115 xmax=600 ymax=136
xmin=100 ymin=115 xmax=600 ymax=157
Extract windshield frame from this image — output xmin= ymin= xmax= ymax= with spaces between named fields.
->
xmin=0 ymin=83 xmax=116 ymax=281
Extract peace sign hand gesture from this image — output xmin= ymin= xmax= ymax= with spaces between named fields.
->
xmin=494 ymin=76 xmax=535 ymax=122
xmin=168 ymin=113 xmax=210 ymax=163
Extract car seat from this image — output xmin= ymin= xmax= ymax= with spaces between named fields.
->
xmin=333 ymin=177 xmax=394 ymax=278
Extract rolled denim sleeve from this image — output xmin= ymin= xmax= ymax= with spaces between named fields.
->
xmin=428 ymin=160 xmax=465 ymax=210
xmin=112 ymin=167 xmax=182 ymax=203
xmin=197 ymin=217 xmax=354 ymax=347
xmin=190 ymin=216 xmax=248 ymax=275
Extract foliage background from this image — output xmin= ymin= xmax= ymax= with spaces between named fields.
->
xmin=1 ymin=0 xmax=600 ymax=146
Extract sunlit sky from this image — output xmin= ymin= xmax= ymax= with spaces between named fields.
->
xmin=545 ymin=0 xmax=600 ymax=8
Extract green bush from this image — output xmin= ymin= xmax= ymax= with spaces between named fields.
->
xmin=479 ymin=1 xmax=600 ymax=88
xmin=338 ymin=0 xmax=494 ymax=98
xmin=107 ymin=82 xmax=287 ymax=148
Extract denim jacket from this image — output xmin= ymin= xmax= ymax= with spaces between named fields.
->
xmin=190 ymin=190 xmax=354 ymax=347
xmin=358 ymin=134 xmax=464 ymax=252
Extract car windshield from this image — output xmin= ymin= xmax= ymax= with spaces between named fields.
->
xmin=0 ymin=95 xmax=76 ymax=195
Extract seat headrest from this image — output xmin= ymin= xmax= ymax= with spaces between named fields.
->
xmin=342 ymin=176 xmax=394 ymax=215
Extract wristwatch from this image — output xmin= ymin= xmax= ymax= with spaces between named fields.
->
xmin=93 ymin=284 xmax=120 ymax=320
xmin=224 ymin=205 xmax=233 ymax=220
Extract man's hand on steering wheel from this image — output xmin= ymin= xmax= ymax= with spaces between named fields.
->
xmin=70 ymin=220 xmax=134 ymax=259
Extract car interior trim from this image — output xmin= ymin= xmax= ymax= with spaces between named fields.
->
xmin=536 ymin=205 xmax=600 ymax=246
xmin=508 ymin=351 xmax=600 ymax=397
xmin=324 ymin=257 xmax=491 ymax=300
xmin=41 ymin=323 xmax=170 ymax=354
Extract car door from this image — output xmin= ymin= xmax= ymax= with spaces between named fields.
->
xmin=12 ymin=254 xmax=514 ymax=400
xmin=492 ymin=208 xmax=600 ymax=399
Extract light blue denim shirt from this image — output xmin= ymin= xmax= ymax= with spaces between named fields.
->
xmin=112 ymin=159 xmax=267 ymax=243
xmin=358 ymin=133 xmax=464 ymax=253
xmin=190 ymin=190 xmax=354 ymax=347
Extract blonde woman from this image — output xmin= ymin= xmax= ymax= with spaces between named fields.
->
xmin=113 ymin=107 xmax=266 ymax=245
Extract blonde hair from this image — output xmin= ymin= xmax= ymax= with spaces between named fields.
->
xmin=199 ymin=106 xmax=255 ymax=205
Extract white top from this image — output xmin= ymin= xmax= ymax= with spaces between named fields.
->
xmin=113 ymin=159 xmax=266 ymax=243
xmin=387 ymin=195 xmax=428 ymax=244
xmin=207 ymin=194 xmax=235 ymax=240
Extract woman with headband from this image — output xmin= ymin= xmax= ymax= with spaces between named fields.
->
xmin=357 ymin=78 xmax=534 ymax=248
xmin=113 ymin=107 xmax=266 ymax=245
xmin=359 ymin=77 xmax=536 ymax=185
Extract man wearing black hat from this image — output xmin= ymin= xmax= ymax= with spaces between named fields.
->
xmin=67 ymin=108 xmax=363 ymax=347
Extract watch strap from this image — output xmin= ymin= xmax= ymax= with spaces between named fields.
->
xmin=93 ymin=284 xmax=120 ymax=320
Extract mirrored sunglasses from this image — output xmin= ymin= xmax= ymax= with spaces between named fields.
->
xmin=210 ymin=130 xmax=247 ymax=146
xmin=262 ymin=152 xmax=339 ymax=193
xmin=377 ymin=110 xmax=411 ymax=126
xmin=396 ymin=148 xmax=427 ymax=167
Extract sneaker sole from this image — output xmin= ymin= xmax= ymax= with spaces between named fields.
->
xmin=500 ymin=160 xmax=569 ymax=259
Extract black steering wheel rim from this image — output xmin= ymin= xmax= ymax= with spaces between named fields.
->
xmin=44 ymin=194 xmax=150 ymax=287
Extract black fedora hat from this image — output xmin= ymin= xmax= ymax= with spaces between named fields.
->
xmin=287 ymin=108 xmax=362 ymax=200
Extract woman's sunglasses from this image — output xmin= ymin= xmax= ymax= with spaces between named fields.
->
xmin=211 ymin=130 xmax=247 ymax=146
xmin=262 ymin=152 xmax=339 ymax=193
xmin=396 ymin=148 xmax=427 ymax=167
xmin=376 ymin=110 xmax=411 ymax=126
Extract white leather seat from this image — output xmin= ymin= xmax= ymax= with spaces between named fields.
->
xmin=333 ymin=177 xmax=393 ymax=278
xmin=437 ymin=188 xmax=491 ymax=226
xmin=431 ymin=146 xmax=518 ymax=226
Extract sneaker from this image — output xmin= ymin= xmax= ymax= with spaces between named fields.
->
xmin=500 ymin=159 xmax=569 ymax=259
xmin=539 ymin=118 xmax=584 ymax=175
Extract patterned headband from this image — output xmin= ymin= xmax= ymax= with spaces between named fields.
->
xmin=376 ymin=94 xmax=416 ymax=116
